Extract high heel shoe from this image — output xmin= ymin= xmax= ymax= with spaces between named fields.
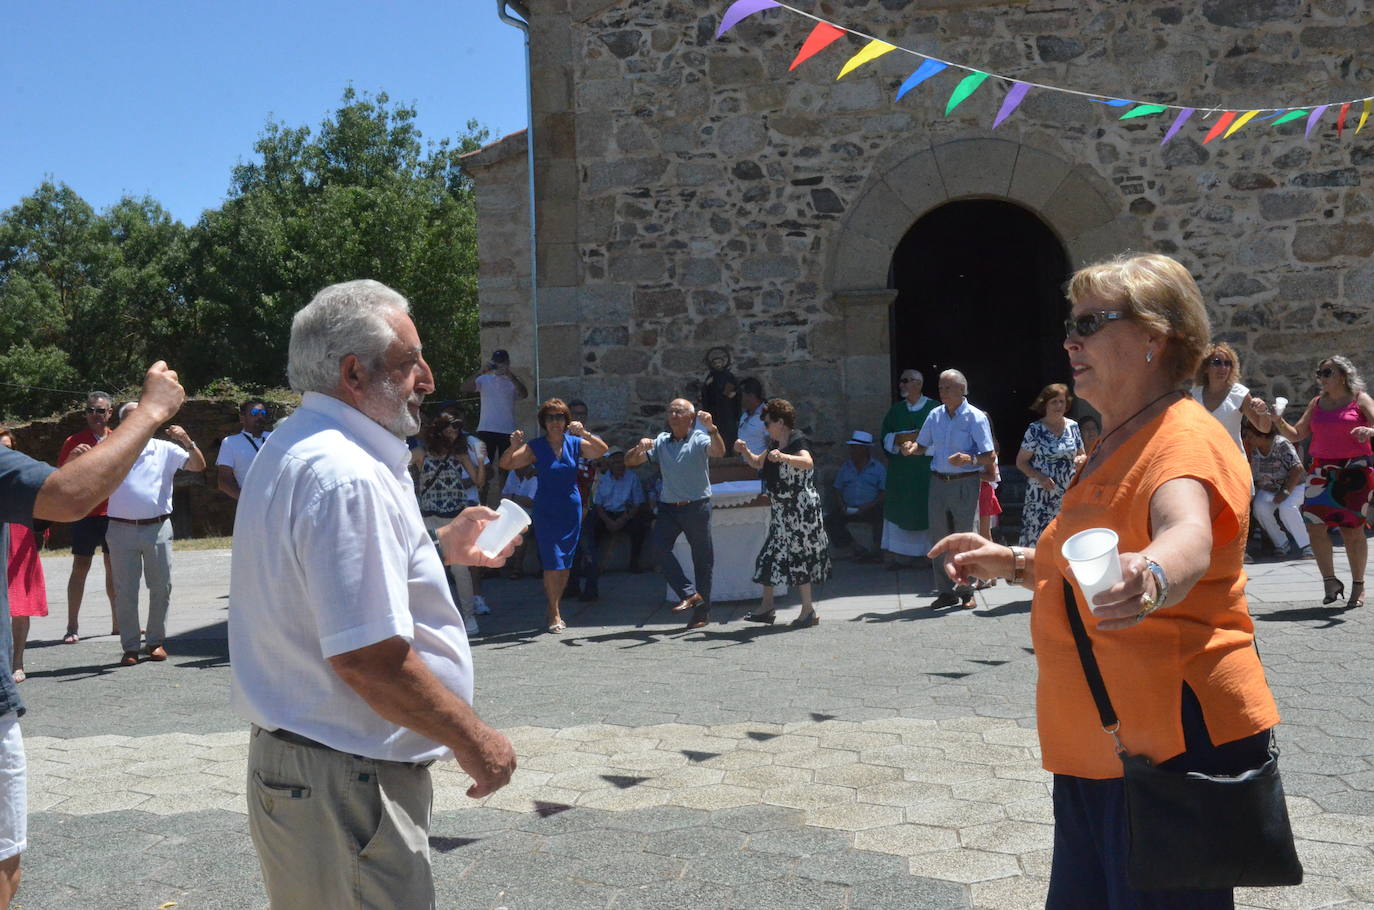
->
xmin=743 ymin=611 xmax=776 ymax=625
xmin=1348 ymin=580 xmax=1364 ymax=608
xmin=1322 ymin=576 xmax=1344 ymax=605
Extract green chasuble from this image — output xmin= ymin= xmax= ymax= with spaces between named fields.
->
xmin=880 ymin=397 xmax=939 ymax=531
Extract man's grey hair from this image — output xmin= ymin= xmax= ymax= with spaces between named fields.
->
xmin=1324 ymin=355 xmax=1367 ymax=395
xmin=939 ymin=369 xmax=968 ymax=393
xmin=900 ymin=368 xmax=923 ymax=383
xmin=117 ymin=401 xmax=137 ymax=421
xmin=287 ymin=279 xmax=411 ymax=395
xmin=86 ymin=390 xmax=112 ymax=407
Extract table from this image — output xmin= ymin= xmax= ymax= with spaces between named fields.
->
xmin=666 ymin=481 xmax=785 ymax=603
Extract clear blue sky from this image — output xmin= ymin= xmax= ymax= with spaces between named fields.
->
xmin=1 ymin=0 xmax=529 ymax=225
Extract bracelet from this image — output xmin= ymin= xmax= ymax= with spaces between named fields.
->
xmin=1008 ymin=546 xmax=1026 ymax=584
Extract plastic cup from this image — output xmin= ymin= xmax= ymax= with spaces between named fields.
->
xmin=1273 ymin=396 xmax=1288 ymax=415
xmin=474 ymin=498 xmax=531 ymax=559
xmin=1061 ymin=528 xmax=1122 ymax=614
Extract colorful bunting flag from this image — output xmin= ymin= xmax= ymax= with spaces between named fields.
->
xmin=1161 ymin=108 xmax=1195 ymax=145
xmin=837 ymin=39 xmax=896 ymax=79
xmin=1305 ymin=105 xmax=1329 ymax=139
xmin=895 ymin=59 xmax=947 ymax=101
xmin=1337 ymin=102 xmax=1351 ymax=137
xmin=945 ymin=72 xmax=989 ymax=116
xmin=993 ymin=83 xmax=1031 ymax=129
xmin=1359 ymin=100 xmax=1372 ymax=134
xmin=1223 ymin=110 xmax=1261 ymax=138
xmin=789 ymin=22 xmax=845 ymax=71
xmin=1120 ymin=104 xmax=1166 ymax=120
xmin=1202 ymin=112 xmax=1238 ymax=144
xmin=1090 ymin=99 xmax=1134 ymax=107
xmin=1256 ymin=110 xmax=1287 ymax=121
xmin=714 ymin=0 xmax=779 ymax=38
xmin=1272 ymin=110 xmax=1308 ymax=126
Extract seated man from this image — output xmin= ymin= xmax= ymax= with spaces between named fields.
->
xmin=500 ymin=463 xmax=538 ymax=579
xmin=825 ymin=430 xmax=886 ymax=560
xmin=578 ymin=449 xmax=649 ymax=601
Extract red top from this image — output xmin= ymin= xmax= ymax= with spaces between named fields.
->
xmin=58 ymin=428 xmax=110 ymax=517
xmin=7 ymin=523 xmax=48 ymax=618
xmin=1309 ymin=397 xmax=1372 ymax=461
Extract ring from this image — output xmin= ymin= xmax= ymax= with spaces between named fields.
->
xmin=1134 ymin=605 xmax=1152 ymax=623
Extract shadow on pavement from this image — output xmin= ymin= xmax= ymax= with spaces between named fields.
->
xmin=1255 ymin=604 xmax=1355 ymax=629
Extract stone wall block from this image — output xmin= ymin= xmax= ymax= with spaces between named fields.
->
xmin=585 ymin=325 xmax=630 ymax=347
xmin=880 ymin=150 xmax=948 ymax=220
xmin=717 ymin=115 xmax=768 ymax=157
xmin=935 ymin=139 xmax=1018 ymax=199
xmin=538 ymin=324 xmax=584 ymax=379
xmin=1009 ymin=145 xmax=1074 ymax=211
xmin=576 ymin=377 xmax=632 ymax=424
xmin=850 ymin=180 xmax=918 ymax=246
xmin=1258 ymin=192 xmax=1316 ymax=221
xmin=843 ymin=355 xmax=893 ymax=398
xmin=576 ymin=78 xmax=633 ymax=110
xmin=829 ymin=232 xmax=893 ymax=291
xmin=739 ymin=255 xmax=800 ymax=282
xmin=540 ymin=286 xmax=581 ymax=324
xmin=538 ymin=242 xmax=583 ymax=286
xmin=1276 ymin=271 xmax=1338 ymax=301
xmin=1344 ymin=262 xmax=1374 ymax=302
xmin=586 ymin=158 xmax=670 ymax=194
xmin=1044 ymin=179 xmax=1117 ymax=248
xmin=581 ymin=284 xmax=632 ymax=322
xmin=632 ymin=287 xmax=686 ymax=320
xmin=1292 ymin=223 xmax=1374 ymax=262
xmin=611 ymin=251 xmax=668 ymax=284
xmin=578 ymin=197 xmax=617 ymax=242
xmin=681 ymin=258 xmax=722 ymax=287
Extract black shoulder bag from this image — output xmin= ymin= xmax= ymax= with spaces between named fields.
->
xmin=1060 ymin=579 xmax=1303 ymax=891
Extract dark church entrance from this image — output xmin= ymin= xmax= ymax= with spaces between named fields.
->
xmin=890 ymin=200 xmax=1072 ymax=460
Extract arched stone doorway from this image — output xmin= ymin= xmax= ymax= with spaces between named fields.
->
xmin=890 ymin=199 xmax=1069 ymax=456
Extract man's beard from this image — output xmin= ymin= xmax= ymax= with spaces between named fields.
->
xmin=367 ymin=375 xmax=422 ymax=438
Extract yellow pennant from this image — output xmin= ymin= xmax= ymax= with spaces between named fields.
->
xmin=1223 ymin=109 xmax=1261 ymax=138
xmin=837 ymin=39 xmax=896 ymax=79
xmin=1359 ymin=99 xmax=1372 ymax=134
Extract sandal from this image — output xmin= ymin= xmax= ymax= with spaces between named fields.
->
xmin=548 ymin=621 xmax=566 ymax=634
xmin=62 ymin=631 xmax=79 ymax=644
xmin=11 ymin=670 xmax=24 ymax=684
xmin=1322 ymin=576 xmax=1345 ymax=605
xmin=790 ymin=612 xmax=819 ymax=629
xmin=1348 ymin=580 xmax=1364 ymax=609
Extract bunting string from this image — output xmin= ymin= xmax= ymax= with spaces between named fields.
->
xmin=715 ymin=0 xmax=1374 ymax=144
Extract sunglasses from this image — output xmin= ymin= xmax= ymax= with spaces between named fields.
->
xmin=1315 ymin=368 xmax=1336 ymax=379
xmin=1064 ymin=310 xmax=1127 ymax=339
xmin=1207 ymin=357 xmax=1233 ymax=368
xmin=248 ymin=408 xmax=268 ymax=417
xmin=86 ymin=406 xmax=110 ymax=414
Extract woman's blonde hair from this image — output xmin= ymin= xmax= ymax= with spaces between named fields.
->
xmin=1194 ymin=341 xmax=1241 ymax=388
xmin=1066 ymin=253 xmax=1211 ymax=387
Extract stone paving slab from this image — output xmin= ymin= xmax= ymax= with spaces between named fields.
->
xmin=8 ymin=546 xmax=1374 ymax=909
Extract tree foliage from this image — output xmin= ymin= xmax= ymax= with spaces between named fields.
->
xmin=0 ymin=89 xmax=487 ymax=419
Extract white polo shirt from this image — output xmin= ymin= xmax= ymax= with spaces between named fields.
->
xmin=107 ymin=439 xmax=190 ymax=519
xmin=216 ymin=431 xmax=270 ymax=488
xmin=228 ymin=391 xmax=473 ymax=763
xmin=474 ymin=373 xmax=517 ymax=435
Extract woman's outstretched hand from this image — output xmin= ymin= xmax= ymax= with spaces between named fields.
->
xmin=927 ymin=533 xmax=1012 ymax=588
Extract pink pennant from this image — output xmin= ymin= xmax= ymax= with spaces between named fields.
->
xmin=789 ymin=21 xmax=846 ymax=71
xmin=992 ymin=83 xmax=1030 ymax=129
xmin=714 ymin=0 xmax=779 ymax=38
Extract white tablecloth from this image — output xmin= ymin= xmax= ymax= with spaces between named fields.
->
xmin=665 ymin=481 xmax=785 ymax=603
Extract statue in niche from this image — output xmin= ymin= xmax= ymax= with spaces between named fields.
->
xmin=700 ymin=346 xmax=740 ymax=450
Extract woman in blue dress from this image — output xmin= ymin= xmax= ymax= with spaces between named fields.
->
xmin=500 ymin=398 xmax=608 ymax=632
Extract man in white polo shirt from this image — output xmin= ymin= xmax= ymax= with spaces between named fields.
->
xmin=106 ymin=404 xmax=206 ymax=666
xmin=214 ymin=398 xmax=271 ymax=500
xmin=229 ymin=279 xmax=517 ymax=909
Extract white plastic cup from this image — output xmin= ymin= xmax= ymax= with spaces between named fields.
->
xmin=1061 ymin=528 xmax=1122 ymax=614
xmin=474 ymin=498 xmax=531 ymax=559
xmin=1273 ymin=396 xmax=1288 ymax=415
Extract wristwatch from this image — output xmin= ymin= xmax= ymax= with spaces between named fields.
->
xmin=1141 ymin=557 xmax=1169 ymax=610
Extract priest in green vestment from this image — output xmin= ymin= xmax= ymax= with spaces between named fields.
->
xmin=879 ymin=368 xmax=939 ymax=559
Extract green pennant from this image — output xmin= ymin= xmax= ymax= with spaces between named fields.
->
xmin=1120 ymin=104 xmax=1167 ymax=119
xmin=1271 ymin=109 xmax=1308 ymax=126
xmin=945 ymin=72 xmax=989 ymax=116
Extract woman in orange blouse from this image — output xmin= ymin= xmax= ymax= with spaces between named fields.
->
xmin=932 ymin=253 xmax=1279 ymax=909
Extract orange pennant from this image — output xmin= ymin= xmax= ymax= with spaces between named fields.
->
xmin=789 ymin=22 xmax=846 ymax=71
xmin=1337 ymin=101 xmax=1351 ymax=137
xmin=1202 ymin=111 xmax=1238 ymax=144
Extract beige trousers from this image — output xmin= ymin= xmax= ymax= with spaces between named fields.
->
xmin=247 ymin=726 xmax=435 ymax=909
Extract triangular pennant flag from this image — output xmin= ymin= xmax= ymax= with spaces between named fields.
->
xmin=1090 ymin=98 xmax=1134 ymax=107
xmin=1337 ymin=102 xmax=1351 ymax=137
xmin=1359 ymin=100 xmax=1372 ymax=134
xmin=1120 ymin=104 xmax=1167 ymax=120
xmin=992 ymin=82 xmax=1031 ymax=129
xmin=1223 ymin=110 xmax=1261 ymax=138
xmin=945 ymin=72 xmax=989 ymax=115
xmin=1161 ymin=107 xmax=1195 ymax=145
xmin=714 ymin=0 xmax=779 ymax=38
xmin=1257 ymin=110 xmax=1287 ymax=122
xmin=1202 ymin=111 xmax=1238 ymax=144
xmin=1272 ymin=109 xmax=1308 ymax=126
xmin=896 ymin=59 xmax=948 ymax=100
xmin=1305 ymin=105 xmax=1329 ymax=139
xmin=789 ymin=21 xmax=846 ymax=71
xmin=837 ymin=38 xmax=896 ymax=79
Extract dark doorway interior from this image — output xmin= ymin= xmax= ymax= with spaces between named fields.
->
xmin=890 ymin=200 xmax=1072 ymax=459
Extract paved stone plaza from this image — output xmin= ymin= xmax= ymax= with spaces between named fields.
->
xmin=11 ymin=547 xmax=1374 ymax=909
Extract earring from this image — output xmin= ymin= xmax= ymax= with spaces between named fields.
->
xmin=1145 ymin=350 xmax=1154 ymax=363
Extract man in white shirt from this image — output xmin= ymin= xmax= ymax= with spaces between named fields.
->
xmin=463 ymin=349 xmax=527 ymax=503
xmin=106 ymin=403 xmax=206 ymax=665
xmin=215 ymin=399 xmax=271 ymax=500
xmin=736 ymin=377 xmax=767 ymax=458
xmin=230 ymin=279 xmax=517 ymax=909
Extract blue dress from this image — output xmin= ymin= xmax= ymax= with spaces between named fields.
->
xmin=531 ymin=434 xmax=583 ymax=570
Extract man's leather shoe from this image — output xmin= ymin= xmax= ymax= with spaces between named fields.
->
xmin=684 ymin=617 xmax=709 ymax=630
xmin=145 ymin=645 xmax=168 ymax=661
xmin=929 ymin=593 xmax=962 ymax=610
xmin=671 ymin=593 xmax=704 ymax=614
xmin=120 ymin=651 xmax=140 ymax=667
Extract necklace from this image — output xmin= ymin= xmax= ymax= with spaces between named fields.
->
xmin=1082 ymin=390 xmax=1185 ymax=473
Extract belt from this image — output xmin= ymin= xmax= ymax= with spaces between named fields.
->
xmin=930 ymin=471 xmax=980 ymax=482
xmin=663 ymin=497 xmax=707 ymax=507
xmin=259 ymin=726 xmax=435 ymax=769
xmin=109 ymin=514 xmax=170 ymax=525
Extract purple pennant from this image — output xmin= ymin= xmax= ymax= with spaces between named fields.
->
xmin=1160 ymin=107 xmax=1195 ymax=145
xmin=715 ymin=0 xmax=780 ymax=38
xmin=1305 ymin=104 xmax=1330 ymax=139
xmin=992 ymin=83 xmax=1031 ymax=128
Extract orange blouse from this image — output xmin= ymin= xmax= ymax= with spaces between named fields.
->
xmin=1031 ymin=397 xmax=1279 ymax=779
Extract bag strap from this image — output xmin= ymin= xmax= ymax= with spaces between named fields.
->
xmin=1061 ymin=578 xmax=1124 ymax=750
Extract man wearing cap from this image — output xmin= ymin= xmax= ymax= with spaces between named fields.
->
xmin=825 ymin=431 xmax=887 ymax=561
xmin=463 ymin=350 xmax=528 ymax=503
xmin=577 ymin=449 xmax=649 ymax=600
xmin=216 ymin=399 xmax=272 ymax=500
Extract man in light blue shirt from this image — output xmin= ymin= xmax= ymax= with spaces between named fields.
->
xmin=578 ymin=449 xmax=649 ymax=600
xmin=627 ymin=399 xmax=725 ymax=628
xmin=825 ymin=430 xmax=887 ymax=560
xmin=912 ymin=369 xmax=996 ymax=609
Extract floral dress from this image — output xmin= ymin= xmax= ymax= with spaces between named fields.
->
xmin=1018 ymin=418 xmax=1083 ymax=547
xmin=754 ymin=436 xmax=833 ymax=587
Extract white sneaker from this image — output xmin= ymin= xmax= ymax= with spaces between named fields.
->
xmin=464 ymin=616 xmax=480 ymax=636
xmin=473 ymin=596 xmax=492 ymax=615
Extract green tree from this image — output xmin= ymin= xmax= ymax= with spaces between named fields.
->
xmin=185 ymin=88 xmax=488 ymax=397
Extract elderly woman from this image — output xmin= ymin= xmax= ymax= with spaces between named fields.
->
xmin=1272 ymin=355 xmax=1374 ymax=608
xmin=1191 ymin=341 xmax=1271 ymax=451
xmin=500 ymin=398 xmax=607 ymax=633
xmin=735 ymin=399 xmax=831 ymax=628
xmin=1015 ymin=383 xmax=1084 ymax=547
xmin=1241 ymin=419 xmax=1310 ymax=559
xmin=931 ymin=253 xmax=1282 ymax=907
xmin=411 ymin=410 xmax=484 ymax=635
